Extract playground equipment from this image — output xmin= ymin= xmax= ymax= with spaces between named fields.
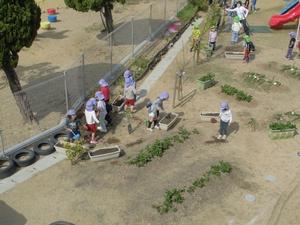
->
xmin=269 ymin=0 xmax=300 ymax=28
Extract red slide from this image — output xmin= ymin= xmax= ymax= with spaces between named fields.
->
xmin=269 ymin=3 xmax=300 ymax=29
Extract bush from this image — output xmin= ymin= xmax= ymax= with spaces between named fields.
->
xmin=269 ymin=122 xmax=296 ymax=131
xmin=177 ymin=3 xmax=198 ymax=22
xmin=189 ymin=0 xmax=209 ymax=11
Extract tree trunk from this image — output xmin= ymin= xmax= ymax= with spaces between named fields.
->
xmin=99 ymin=10 xmax=107 ymax=32
xmin=2 ymin=64 xmax=37 ymax=123
xmin=103 ymin=5 xmax=114 ymax=33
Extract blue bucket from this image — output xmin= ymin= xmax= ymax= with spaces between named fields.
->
xmin=48 ymin=15 xmax=57 ymax=23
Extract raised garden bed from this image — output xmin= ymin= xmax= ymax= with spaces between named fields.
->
xmin=198 ymin=73 xmax=216 ymax=90
xmin=268 ymin=121 xmax=297 ymax=139
xmin=200 ymin=112 xmax=219 ymax=122
xmin=88 ymin=145 xmax=121 ymax=162
xmin=112 ymin=95 xmax=125 ymax=112
xmin=54 ymin=141 xmax=89 ymax=156
xmin=159 ymin=112 xmax=179 ymax=130
xmin=224 ymin=45 xmax=253 ymax=60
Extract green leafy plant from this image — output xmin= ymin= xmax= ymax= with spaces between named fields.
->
xmin=130 ymin=57 xmax=150 ymax=81
xmin=281 ymin=65 xmax=300 ymax=78
xmin=244 ymin=72 xmax=281 ymax=91
xmin=177 ymin=3 xmax=198 ymax=22
xmin=221 ymin=84 xmax=252 ymax=102
xmin=64 ymin=140 xmax=86 ymax=163
xmin=221 ymin=84 xmax=238 ymax=96
xmin=154 ymin=161 xmax=232 ymax=213
xmin=198 ymin=72 xmax=215 ymax=82
xmin=269 ymin=121 xmax=296 ymax=131
xmin=235 ymin=90 xmax=252 ymax=102
xmin=189 ymin=0 xmax=209 ymax=11
xmin=129 ymin=128 xmax=196 ymax=167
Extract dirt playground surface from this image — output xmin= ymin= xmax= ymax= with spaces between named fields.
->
xmin=1 ymin=0 xmax=300 ymax=225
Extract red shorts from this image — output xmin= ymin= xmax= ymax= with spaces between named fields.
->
xmin=125 ymin=99 xmax=135 ymax=106
xmin=86 ymin=124 xmax=97 ymax=133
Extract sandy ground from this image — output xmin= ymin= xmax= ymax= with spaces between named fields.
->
xmin=1 ymin=0 xmax=300 ymax=225
xmin=0 ymin=0 xmax=183 ymax=148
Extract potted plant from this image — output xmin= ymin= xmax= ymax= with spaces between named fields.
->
xmin=268 ymin=121 xmax=297 ymax=139
xmin=198 ymin=73 xmax=216 ymax=90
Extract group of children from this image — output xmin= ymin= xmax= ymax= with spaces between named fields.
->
xmin=65 ymin=68 xmax=171 ymax=144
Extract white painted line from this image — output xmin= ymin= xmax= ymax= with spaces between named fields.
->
xmin=0 ymin=152 xmax=66 ymax=194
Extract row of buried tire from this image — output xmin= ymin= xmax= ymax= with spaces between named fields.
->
xmin=0 ymin=132 xmax=68 ymax=180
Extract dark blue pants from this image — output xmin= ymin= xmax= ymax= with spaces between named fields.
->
xmin=219 ymin=120 xmax=229 ymax=135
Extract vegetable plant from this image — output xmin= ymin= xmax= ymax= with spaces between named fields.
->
xmin=244 ymin=72 xmax=281 ymax=91
xmin=281 ymin=64 xmax=300 ymax=79
xmin=129 ymin=127 xmax=196 ymax=167
xmin=154 ymin=161 xmax=232 ymax=214
xmin=221 ymin=84 xmax=252 ymax=102
xmin=269 ymin=121 xmax=296 ymax=131
xmin=198 ymin=72 xmax=215 ymax=82
xmin=64 ymin=140 xmax=86 ymax=164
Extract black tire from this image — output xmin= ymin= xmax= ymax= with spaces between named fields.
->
xmin=49 ymin=221 xmax=75 ymax=225
xmin=53 ymin=132 xmax=68 ymax=144
xmin=34 ymin=141 xmax=55 ymax=156
xmin=12 ymin=149 xmax=36 ymax=167
xmin=0 ymin=159 xmax=17 ymax=179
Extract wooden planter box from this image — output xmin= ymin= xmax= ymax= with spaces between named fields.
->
xmin=268 ymin=128 xmax=296 ymax=139
xmin=88 ymin=145 xmax=121 ymax=162
xmin=224 ymin=51 xmax=245 ymax=60
xmin=112 ymin=95 xmax=125 ymax=112
xmin=200 ymin=112 xmax=219 ymax=122
xmin=159 ymin=112 xmax=179 ymax=130
xmin=198 ymin=79 xmax=215 ymax=90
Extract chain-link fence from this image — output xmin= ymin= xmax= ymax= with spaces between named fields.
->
xmin=1 ymin=0 xmax=188 ymax=150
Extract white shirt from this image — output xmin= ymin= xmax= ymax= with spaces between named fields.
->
xmin=85 ymin=109 xmax=99 ymax=124
xmin=226 ymin=6 xmax=249 ymax=20
xmin=96 ymin=100 xmax=107 ymax=116
xmin=220 ymin=110 xmax=232 ymax=123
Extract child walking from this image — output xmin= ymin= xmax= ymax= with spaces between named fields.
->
xmin=208 ymin=26 xmax=218 ymax=51
xmin=231 ymin=16 xmax=242 ymax=44
xmin=66 ymin=109 xmax=81 ymax=142
xmin=146 ymin=101 xmax=159 ymax=132
xmin=124 ymin=75 xmax=137 ymax=113
xmin=99 ymin=79 xmax=112 ymax=125
xmin=243 ymin=35 xmax=255 ymax=63
xmin=217 ymin=101 xmax=232 ymax=140
xmin=84 ymin=98 xmax=99 ymax=144
xmin=95 ymin=91 xmax=107 ymax=133
xmin=286 ymin=32 xmax=296 ymax=60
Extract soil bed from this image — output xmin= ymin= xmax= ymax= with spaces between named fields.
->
xmin=89 ymin=147 xmax=119 ymax=156
xmin=160 ymin=113 xmax=177 ymax=124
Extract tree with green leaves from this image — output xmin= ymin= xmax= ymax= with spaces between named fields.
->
xmin=65 ymin=0 xmax=126 ymax=33
xmin=0 ymin=0 xmax=41 ymax=122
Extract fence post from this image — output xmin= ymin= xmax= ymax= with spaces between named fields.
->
xmin=0 ymin=130 xmax=7 ymax=159
xmin=149 ymin=4 xmax=153 ymax=40
xmin=164 ymin=0 xmax=167 ymax=21
xmin=64 ymin=71 xmax=69 ymax=112
xmin=176 ymin=0 xmax=179 ymax=14
xmin=131 ymin=17 xmax=135 ymax=57
xmin=81 ymin=53 xmax=86 ymax=99
xmin=109 ymin=33 xmax=113 ymax=77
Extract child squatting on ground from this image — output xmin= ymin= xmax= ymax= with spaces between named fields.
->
xmin=95 ymin=91 xmax=107 ymax=133
xmin=146 ymin=91 xmax=169 ymax=132
xmin=66 ymin=109 xmax=81 ymax=142
xmin=218 ymin=101 xmax=232 ymax=140
xmin=123 ymin=70 xmax=137 ymax=113
xmin=84 ymin=98 xmax=99 ymax=144
xmin=286 ymin=32 xmax=296 ymax=60
xmin=99 ymin=79 xmax=112 ymax=125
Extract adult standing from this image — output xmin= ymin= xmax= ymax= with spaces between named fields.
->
xmin=226 ymin=1 xmax=250 ymax=35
